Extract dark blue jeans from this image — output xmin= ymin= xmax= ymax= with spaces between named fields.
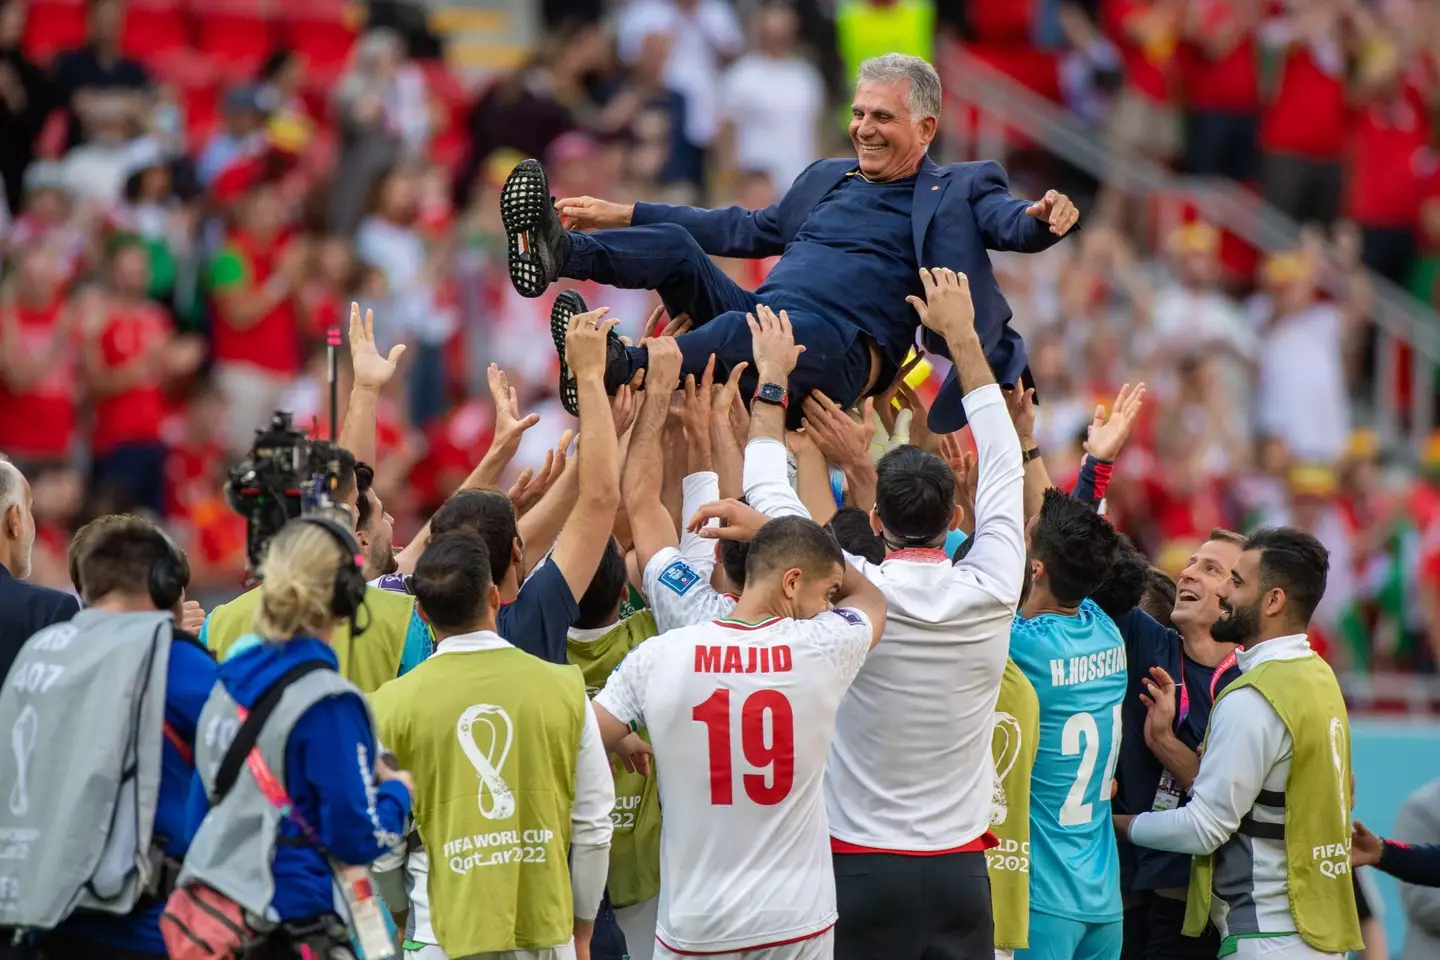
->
xmin=564 ymin=225 xmax=874 ymax=419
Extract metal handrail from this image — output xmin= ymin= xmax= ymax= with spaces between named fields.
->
xmin=939 ymin=45 xmax=1440 ymax=454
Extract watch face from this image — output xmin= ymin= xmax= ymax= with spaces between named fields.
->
xmin=759 ymin=383 xmax=785 ymax=403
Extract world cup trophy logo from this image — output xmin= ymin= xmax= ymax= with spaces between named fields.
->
xmin=991 ymin=711 xmax=1023 ymax=826
xmin=457 ymin=704 xmax=517 ymax=820
xmin=1329 ymin=717 xmax=1349 ymax=835
xmin=9 ymin=705 xmax=39 ymax=818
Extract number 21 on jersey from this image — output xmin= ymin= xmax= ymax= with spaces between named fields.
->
xmin=1058 ymin=704 xmax=1122 ymax=827
xmin=693 ymin=688 xmax=795 ymax=805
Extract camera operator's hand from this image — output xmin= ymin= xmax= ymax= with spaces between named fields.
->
xmin=349 ymin=302 xmax=406 ymax=391
xmin=565 ymin=308 xmax=618 ymax=385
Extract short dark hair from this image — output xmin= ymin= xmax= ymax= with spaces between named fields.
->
xmin=718 ymin=540 xmax=749 ymax=587
xmin=429 ymin=489 xmax=518 ymax=583
xmin=827 ymin=507 xmax=884 ymax=564
xmin=1090 ymin=534 xmax=1148 ymax=619
xmin=333 ymin=447 xmax=358 ymax=505
xmin=1031 ymin=488 xmax=1120 ymax=606
xmin=354 ymin=461 xmax=375 ymax=532
xmin=874 ymin=445 xmax=955 ymax=545
xmin=413 ymin=530 xmax=495 ymax=632
xmin=576 ymin=537 xmax=627 ymax=629
xmin=1244 ymin=527 xmax=1330 ymax=626
xmin=745 ymin=515 xmax=844 ymax=586
xmin=1141 ymin=568 xmax=1177 ymax=629
xmin=77 ymin=516 xmax=190 ymax=604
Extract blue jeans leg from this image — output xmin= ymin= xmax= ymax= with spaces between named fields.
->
xmin=563 ymin=224 xmax=759 ymax=323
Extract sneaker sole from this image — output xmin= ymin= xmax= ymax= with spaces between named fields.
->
xmin=551 ymin=290 xmax=588 ymax=417
xmin=501 ymin=160 xmax=554 ymax=299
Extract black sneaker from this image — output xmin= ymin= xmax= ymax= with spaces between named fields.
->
xmin=502 ymin=159 xmax=567 ymax=298
xmin=551 ymin=290 xmax=633 ymax=416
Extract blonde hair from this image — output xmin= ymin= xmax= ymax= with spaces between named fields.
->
xmin=253 ymin=514 xmax=351 ymax=640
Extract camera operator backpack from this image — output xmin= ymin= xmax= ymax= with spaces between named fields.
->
xmin=0 ymin=610 xmax=177 ymax=930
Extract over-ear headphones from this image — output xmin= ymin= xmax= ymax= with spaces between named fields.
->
xmin=298 ymin=515 xmax=369 ymax=622
xmin=148 ymin=527 xmax=190 ymax=612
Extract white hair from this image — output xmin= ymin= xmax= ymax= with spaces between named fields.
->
xmin=0 ymin=455 xmax=21 ymax=517
xmin=856 ymin=53 xmax=943 ymax=121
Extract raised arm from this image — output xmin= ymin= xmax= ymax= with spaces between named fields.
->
xmin=967 ymin=160 xmax=1078 ymax=254
xmin=548 ymin=309 xmax=623 ymax=601
xmin=622 ymin=338 xmax=687 ymax=576
xmin=338 ymin=304 xmax=406 ymax=468
xmin=907 ymin=268 xmax=1026 ymax=608
xmin=743 ymin=305 xmax=811 ymax=521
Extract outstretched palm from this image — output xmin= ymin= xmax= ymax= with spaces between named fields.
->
xmin=1085 ymin=382 xmax=1147 ymax=462
xmin=349 ymin=303 xmax=406 ymax=390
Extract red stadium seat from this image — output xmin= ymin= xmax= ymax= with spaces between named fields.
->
xmin=23 ymin=0 xmax=87 ymax=64
xmin=121 ymin=0 xmax=191 ymax=60
xmin=191 ymin=0 xmax=274 ymax=79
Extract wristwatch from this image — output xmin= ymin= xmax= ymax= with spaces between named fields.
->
xmin=1021 ymin=446 xmax=1043 ymax=464
xmin=754 ymin=383 xmax=788 ymax=407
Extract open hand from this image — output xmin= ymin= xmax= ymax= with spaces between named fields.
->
xmin=1350 ymin=820 xmax=1383 ymax=867
xmin=507 ymin=428 xmax=572 ymax=516
xmin=555 ymin=196 xmax=634 ymax=231
xmin=611 ymin=382 xmax=641 ymax=437
xmin=1085 ymin=382 xmax=1146 ymax=462
xmin=486 ymin=364 xmax=542 ymax=457
xmin=686 ymin=498 xmax=771 ymax=541
xmin=748 ymin=304 xmax=804 ymax=381
xmin=349 ymin=302 xmax=406 ymax=390
xmin=1025 ymin=189 xmax=1080 ymax=235
xmin=802 ymin=392 xmax=872 ymax=470
xmin=1139 ymin=666 xmax=1178 ymax=750
xmin=906 ymin=268 xmax=975 ymax=342
xmin=565 ymin=309 xmax=618 ymax=383
xmin=1004 ymin=381 xmax=1037 ymax=448
xmin=940 ymin=432 xmax=978 ymax=528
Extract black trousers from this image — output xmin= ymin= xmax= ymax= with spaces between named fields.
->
xmin=834 ymin=850 xmax=994 ymax=960
xmin=1120 ymin=892 xmax=1219 ymax=960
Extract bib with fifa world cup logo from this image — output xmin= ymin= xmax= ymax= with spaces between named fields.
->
xmin=1184 ymin=653 xmax=1363 ymax=955
xmin=372 ymin=643 xmax=586 ymax=955
xmin=567 ymin=611 xmax=662 ymax=908
xmin=987 ymin=660 xmax=1039 ymax=951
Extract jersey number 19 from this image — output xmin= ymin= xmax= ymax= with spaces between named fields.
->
xmin=693 ymin=688 xmax=795 ymax=805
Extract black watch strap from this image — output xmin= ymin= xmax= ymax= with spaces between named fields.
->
xmin=1022 ymin=446 xmax=1042 ymax=464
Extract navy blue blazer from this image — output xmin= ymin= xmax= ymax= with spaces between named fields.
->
xmin=0 ymin=564 xmax=79 ymax=681
xmin=632 ymin=156 xmax=1070 ymax=432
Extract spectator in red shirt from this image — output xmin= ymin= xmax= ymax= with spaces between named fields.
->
xmin=1258 ymin=0 xmax=1351 ymax=224
xmin=1102 ymin=0 xmax=1182 ymax=161
xmin=1178 ymin=0 xmax=1262 ymax=180
xmin=0 ymin=246 xmax=78 ymax=469
xmin=85 ymin=235 xmax=204 ymax=514
xmin=208 ymin=174 xmax=308 ymax=456
xmin=1346 ymin=41 xmax=1431 ymax=284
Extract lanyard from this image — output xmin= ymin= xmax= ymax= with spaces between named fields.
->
xmin=1175 ymin=650 xmax=1238 ymax=728
xmin=233 ymin=703 xmax=323 ymax=846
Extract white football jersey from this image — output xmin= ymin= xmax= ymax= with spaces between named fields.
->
xmin=595 ymin=609 xmax=872 ymax=954
xmin=643 ymin=546 xmax=738 ymax=633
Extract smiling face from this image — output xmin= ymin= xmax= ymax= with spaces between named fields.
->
xmin=1170 ymin=537 xmax=1243 ymax=632
xmin=1212 ymin=548 xmax=1264 ymax=647
xmin=849 ymin=80 xmax=936 ymax=182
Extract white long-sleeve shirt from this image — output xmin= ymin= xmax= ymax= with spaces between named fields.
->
xmin=642 ymin=470 xmax=739 ymax=633
xmin=1129 ymin=633 xmax=1313 ymax=944
xmin=400 ymin=631 xmax=615 ymax=949
xmin=744 ymin=383 xmax=1027 ymax=850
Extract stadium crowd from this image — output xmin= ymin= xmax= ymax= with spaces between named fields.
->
xmin=0 ymin=0 xmax=1439 ymax=959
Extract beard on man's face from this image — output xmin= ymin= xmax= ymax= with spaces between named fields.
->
xmin=1211 ymin=595 xmax=1259 ymax=646
xmin=370 ymin=541 xmax=399 ymax=578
